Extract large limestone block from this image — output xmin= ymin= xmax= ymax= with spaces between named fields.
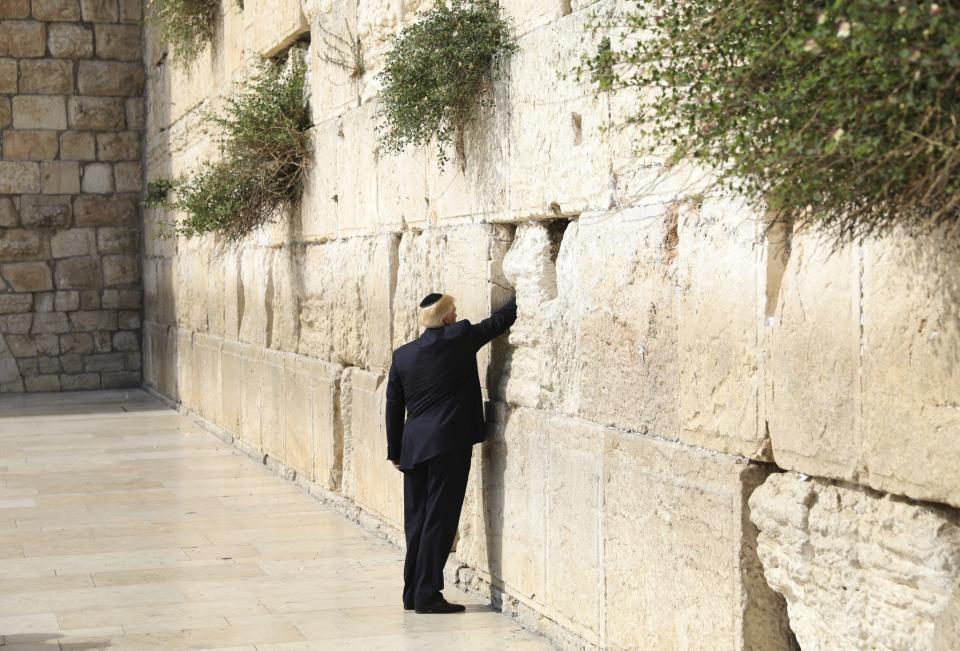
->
xmin=501 ymin=209 xmax=676 ymax=436
xmin=191 ymin=332 xmax=223 ymax=425
xmin=143 ymin=321 xmax=178 ymax=399
xmin=505 ymin=8 xmax=611 ymax=219
xmin=391 ymin=224 xmax=509 ymax=392
xmin=456 ymin=404 xmax=549 ymax=606
xmin=458 ymin=403 xmax=604 ymax=642
xmin=860 ymin=232 xmax=960 ymax=507
xmin=175 ymin=328 xmax=194 ymax=411
xmin=423 ymin=77 xmax=511 ymax=224
xmin=678 ymin=197 xmax=768 ymax=459
xmin=176 ymin=245 xmax=211 ymax=333
xmin=239 ymin=344 xmax=263 ymax=449
xmin=604 ymin=432 xmax=791 ymax=651
xmin=750 ymin=472 xmax=960 ymax=651
xmin=244 ymin=0 xmax=308 ymax=57
xmin=377 ymin=139 xmax=428 ymax=231
xmin=299 ymin=122 xmax=338 ymax=241
xmin=259 ymin=348 xmax=288 ymax=462
xmin=268 ymin=247 xmax=301 ymax=352
xmin=765 ymin=234 xmax=861 ymax=482
xmin=220 ymin=339 xmax=246 ymax=435
xmin=238 ymin=247 xmax=271 ymax=346
xmin=298 ymin=234 xmax=397 ymax=371
xmin=308 ymin=3 xmax=360 ymax=124
xmin=341 ymin=367 xmax=403 ymax=529
xmin=334 ymin=102 xmax=385 ymax=237
xmin=283 ymin=355 xmax=342 ymax=488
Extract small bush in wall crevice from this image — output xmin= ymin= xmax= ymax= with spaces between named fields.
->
xmin=580 ymin=1 xmax=960 ymax=243
xmin=145 ymin=49 xmax=311 ymax=243
xmin=375 ymin=0 xmax=518 ymax=168
xmin=147 ymin=0 xmax=220 ymax=66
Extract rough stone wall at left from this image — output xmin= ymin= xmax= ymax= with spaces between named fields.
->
xmin=0 ymin=0 xmax=144 ymax=392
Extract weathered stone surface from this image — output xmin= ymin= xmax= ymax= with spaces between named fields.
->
xmin=48 ymin=23 xmax=93 ymax=58
xmin=0 ymin=21 xmax=46 ymax=57
xmin=55 ymin=256 xmax=101 ymax=289
xmin=80 ymin=162 xmax=113 ymax=193
xmin=30 ymin=311 xmax=69 ymax=334
xmin=60 ymin=332 xmax=93 ymax=354
xmin=21 ymin=194 xmax=72 ymax=228
xmin=67 ymin=309 xmax=114 ymax=332
xmin=765 ymin=233 xmax=861 ymax=484
xmin=604 ymin=428 xmax=790 ymax=650
xmin=34 ymin=292 xmax=54 ymax=312
xmin=19 ymin=58 xmax=74 ymax=93
xmin=500 ymin=211 xmax=677 ymax=438
xmin=243 ymin=0 xmax=307 ymax=57
xmin=12 ymin=96 xmax=67 ymax=130
xmin=458 ymin=405 xmax=600 ymax=639
xmin=505 ymin=9 xmax=610 ymax=219
xmin=283 ymin=354 xmax=342 ymax=487
xmin=32 ymin=0 xmax=81 ymax=21
xmin=25 ymin=374 xmax=60 ymax=392
xmin=68 ymin=96 xmax=125 ymax=130
xmin=190 ymin=332 xmax=222 ymax=425
xmin=101 ymin=288 xmax=139 ymax=309
xmin=93 ymin=23 xmax=140 ymax=60
xmin=0 ymin=197 xmax=18 ymax=227
xmin=677 ymin=198 xmax=769 ymax=458
xmin=74 ymin=195 xmax=135 ymax=226
xmin=60 ymin=130 xmax=97 ymax=160
xmin=859 ymin=231 xmax=960 ymax=507
xmin=0 ymin=0 xmax=29 ymax=18
xmin=2 ymin=261 xmax=53 ymax=291
xmin=0 ymin=58 xmax=15 ymax=93
xmin=117 ymin=0 xmax=139 ymax=22
xmin=750 ymin=472 xmax=960 ymax=651
xmin=0 ymin=97 xmax=9 ymax=128
xmin=60 ymin=372 xmax=100 ymax=390
xmin=78 ymin=61 xmax=143 ymax=96
xmin=40 ymin=161 xmax=81 ymax=194
xmin=0 ymin=229 xmax=45 ymax=260
xmin=0 ymin=294 xmax=33 ymax=314
xmin=79 ymin=0 xmax=118 ymax=22
xmin=95 ymin=226 xmax=137 ymax=254
xmin=2 ymin=130 xmax=60 ymax=160
xmin=51 ymin=228 xmax=96 ymax=258
xmin=112 ymin=161 xmax=141 ymax=192
xmin=0 ymin=161 xmax=41 ymax=193
xmin=96 ymin=131 xmax=139 ymax=161
xmin=341 ymin=367 xmax=402 ymax=529
xmin=298 ymin=235 xmax=397 ymax=371
xmin=54 ymin=290 xmax=79 ymax=311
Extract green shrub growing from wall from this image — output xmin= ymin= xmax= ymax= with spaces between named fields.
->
xmin=146 ymin=49 xmax=310 ymax=242
xmin=147 ymin=0 xmax=220 ymax=65
xmin=375 ymin=0 xmax=518 ymax=167
xmin=581 ymin=1 xmax=960 ymax=242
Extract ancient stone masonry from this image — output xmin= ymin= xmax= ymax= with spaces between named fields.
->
xmin=0 ymin=0 xmax=143 ymax=392
xmin=138 ymin=0 xmax=960 ymax=649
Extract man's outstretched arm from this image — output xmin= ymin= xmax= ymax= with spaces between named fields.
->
xmin=466 ymin=295 xmax=517 ymax=352
xmin=385 ymin=357 xmax=405 ymax=464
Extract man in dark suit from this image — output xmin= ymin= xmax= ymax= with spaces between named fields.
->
xmin=385 ymin=291 xmax=517 ymax=614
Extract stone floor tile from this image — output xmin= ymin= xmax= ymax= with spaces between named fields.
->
xmin=0 ymin=390 xmax=549 ymax=650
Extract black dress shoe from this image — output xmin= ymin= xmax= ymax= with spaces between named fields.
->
xmin=414 ymin=593 xmax=466 ymax=614
xmin=403 ymin=602 xmax=415 ymax=611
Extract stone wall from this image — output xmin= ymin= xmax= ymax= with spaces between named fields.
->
xmin=140 ymin=1 xmax=960 ymax=649
xmin=0 ymin=0 xmax=143 ymax=393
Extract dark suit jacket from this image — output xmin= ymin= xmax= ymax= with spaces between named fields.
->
xmin=385 ymin=296 xmax=517 ymax=470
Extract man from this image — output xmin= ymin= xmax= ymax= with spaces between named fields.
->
xmin=385 ymin=291 xmax=517 ymax=614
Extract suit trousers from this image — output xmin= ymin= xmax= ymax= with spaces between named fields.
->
xmin=402 ymin=445 xmax=473 ymax=607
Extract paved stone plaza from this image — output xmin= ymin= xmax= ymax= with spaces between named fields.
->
xmin=0 ymin=390 xmax=551 ymax=650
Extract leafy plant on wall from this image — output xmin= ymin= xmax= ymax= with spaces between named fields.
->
xmin=147 ymin=0 xmax=220 ymax=65
xmin=145 ymin=48 xmax=311 ymax=243
xmin=579 ymin=1 xmax=960 ymax=243
xmin=375 ymin=0 xmax=518 ymax=168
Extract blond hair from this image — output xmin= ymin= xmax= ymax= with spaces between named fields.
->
xmin=418 ymin=293 xmax=456 ymax=328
